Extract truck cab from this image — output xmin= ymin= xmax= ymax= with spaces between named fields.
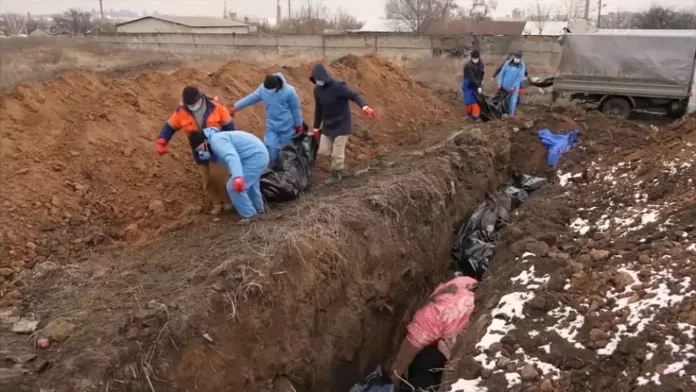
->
xmin=553 ymin=29 xmax=696 ymax=119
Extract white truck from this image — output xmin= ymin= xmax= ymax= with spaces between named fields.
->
xmin=552 ymin=29 xmax=696 ymax=119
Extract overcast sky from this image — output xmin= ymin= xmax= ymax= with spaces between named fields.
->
xmin=1 ymin=0 xmax=694 ymax=22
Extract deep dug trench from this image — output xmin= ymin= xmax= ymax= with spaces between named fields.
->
xmin=1 ymin=122 xmax=547 ymax=392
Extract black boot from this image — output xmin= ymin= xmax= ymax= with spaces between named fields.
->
xmin=324 ymin=170 xmax=343 ymax=185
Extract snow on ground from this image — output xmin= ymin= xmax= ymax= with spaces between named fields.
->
xmin=459 ymin=151 xmax=696 ymax=391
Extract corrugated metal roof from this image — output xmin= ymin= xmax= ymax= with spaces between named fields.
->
xmin=592 ymin=29 xmax=696 ymax=37
xmin=426 ymin=19 xmax=525 ymax=36
xmin=523 ymin=21 xmax=568 ymax=36
xmin=117 ymin=15 xmax=249 ymax=28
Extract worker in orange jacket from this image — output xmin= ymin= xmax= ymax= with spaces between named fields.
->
xmin=156 ymin=86 xmax=236 ymax=215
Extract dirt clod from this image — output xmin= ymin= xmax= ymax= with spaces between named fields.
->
xmin=520 ymin=364 xmax=540 ymax=381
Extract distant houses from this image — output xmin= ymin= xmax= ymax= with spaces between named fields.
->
xmin=115 ymin=15 xmax=253 ymax=34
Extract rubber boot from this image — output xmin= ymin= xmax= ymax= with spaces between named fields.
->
xmin=236 ymin=215 xmax=259 ymax=226
xmin=324 ymin=170 xmax=343 ymax=185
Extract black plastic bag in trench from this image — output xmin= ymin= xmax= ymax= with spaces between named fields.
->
xmin=260 ymin=129 xmax=319 ymax=203
xmin=452 ymin=174 xmax=547 ymax=280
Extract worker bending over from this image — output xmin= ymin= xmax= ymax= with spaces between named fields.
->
xmin=157 ymin=86 xmax=235 ymax=215
xmin=497 ymin=52 xmax=527 ymax=117
xmin=190 ymin=129 xmax=269 ymax=224
xmin=389 ymin=276 xmax=477 ymax=390
xmin=462 ymin=50 xmax=485 ymax=120
xmin=230 ymin=73 xmax=303 ymax=167
xmin=310 ymin=64 xmax=376 ymax=185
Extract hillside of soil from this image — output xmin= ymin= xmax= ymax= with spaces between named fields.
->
xmin=446 ymin=114 xmax=696 ymax=392
xmin=0 ymin=54 xmax=455 ymax=288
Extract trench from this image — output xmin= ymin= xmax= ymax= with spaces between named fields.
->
xmin=209 ymin=126 xmax=542 ymax=392
xmin=320 ymin=176 xmax=547 ymax=392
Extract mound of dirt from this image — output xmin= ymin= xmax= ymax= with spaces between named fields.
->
xmin=446 ymin=114 xmax=696 ymax=392
xmin=0 ymin=55 xmax=455 ymax=285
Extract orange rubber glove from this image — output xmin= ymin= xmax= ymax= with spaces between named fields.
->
xmin=156 ymin=138 xmax=167 ymax=156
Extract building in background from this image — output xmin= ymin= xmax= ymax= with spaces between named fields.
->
xmin=116 ymin=15 xmax=251 ymax=34
xmin=357 ymin=19 xmax=412 ymax=33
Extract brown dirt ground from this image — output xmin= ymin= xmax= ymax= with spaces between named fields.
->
xmin=0 ymin=54 xmax=455 ymax=286
xmin=3 ymin=48 xmax=694 ymax=392
xmin=446 ymin=114 xmax=696 ymax=392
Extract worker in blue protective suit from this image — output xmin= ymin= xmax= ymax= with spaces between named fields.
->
xmin=230 ymin=73 xmax=303 ymax=167
xmin=497 ymin=52 xmax=526 ymax=117
xmin=190 ymin=128 xmax=270 ymax=224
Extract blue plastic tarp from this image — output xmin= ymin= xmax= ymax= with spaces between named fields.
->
xmin=537 ymin=129 xmax=582 ymax=167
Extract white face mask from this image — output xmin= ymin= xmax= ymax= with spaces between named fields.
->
xmin=187 ymin=99 xmax=203 ymax=111
xmin=472 ymin=58 xmax=480 ymax=64
xmin=315 ymin=80 xmax=325 ymax=86
xmin=513 ymin=58 xmax=521 ymax=64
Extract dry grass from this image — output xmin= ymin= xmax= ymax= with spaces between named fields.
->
xmin=0 ymin=37 xmax=327 ymax=93
xmin=203 ymin=149 xmax=463 ymax=305
xmin=0 ymin=37 xmax=191 ymax=92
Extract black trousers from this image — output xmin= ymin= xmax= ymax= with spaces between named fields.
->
xmin=405 ymin=346 xmax=447 ymax=391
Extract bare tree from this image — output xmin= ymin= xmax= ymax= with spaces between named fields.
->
xmin=333 ymin=8 xmax=364 ymax=30
xmin=526 ymin=0 xmax=552 ymax=34
xmin=552 ymin=0 xmax=588 ymax=21
xmin=633 ymin=6 xmax=696 ymax=29
xmin=277 ymin=2 xmax=363 ymax=34
xmin=458 ymin=0 xmax=498 ymax=20
xmin=384 ymin=0 xmax=458 ymax=34
xmin=53 ymin=9 xmax=94 ymax=35
xmin=1 ymin=13 xmax=27 ymax=35
xmin=600 ymin=11 xmax=635 ymax=29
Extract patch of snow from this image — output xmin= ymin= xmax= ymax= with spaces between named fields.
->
xmin=449 ymin=378 xmax=487 ymax=392
xmin=505 ymin=372 xmax=521 ymax=387
xmin=558 ymin=172 xmax=573 ymax=187
xmin=540 ymin=344 xmax=551 ymax=354
xmin=570 ymin=218 xmax=590 ymax=235
xmin=664 ymin=361 xmax=687 ymax=375
xmin=477 ymin=292 xmax=535 ymax=350
xmin=547 ymin=306 xmax=585 ymax=349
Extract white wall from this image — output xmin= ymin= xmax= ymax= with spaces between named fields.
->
xmin=116 ymin=19 xmax=250 ymax=35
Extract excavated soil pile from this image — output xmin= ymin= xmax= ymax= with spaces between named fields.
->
xmin=447 ymin=115 xmax=696 ymax=392
xmin=0 ymin=117 xmax=525 ymax=392
xmin=0 ymin=54 xmax=455 ymax=287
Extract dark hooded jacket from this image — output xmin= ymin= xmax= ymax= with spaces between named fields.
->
xmin=311 ymin=64 xmax=367 ymax=138
xmin=463 ymin=59 xmax=485 ymax=90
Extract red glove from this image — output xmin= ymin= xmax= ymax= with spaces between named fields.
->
xmin=295 ymin=126 xmax=303 ymax=135
xmin=362 ymin=106 xmax=376 ymax=119
xmin=510 ymin=87 xmax=516 ymax=94
xmin=229 ymin=107 xmax=237 ymax=117
xmin=156 ymin=138 xmax=167 ymax=156
xmin=232 ymin=177 xmax=245 ymax=193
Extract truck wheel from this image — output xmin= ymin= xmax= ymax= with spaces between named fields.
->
xmin=602 ymin=97 xmax=631 ymax=119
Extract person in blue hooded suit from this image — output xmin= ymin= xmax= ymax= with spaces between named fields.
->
xmin=190 ymin=128 xmax=270 ymax=224
xmin=497 ymin=52 xmax=526 ymax=117
xmin=230 ymin=73 xmax=303 ymax=166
